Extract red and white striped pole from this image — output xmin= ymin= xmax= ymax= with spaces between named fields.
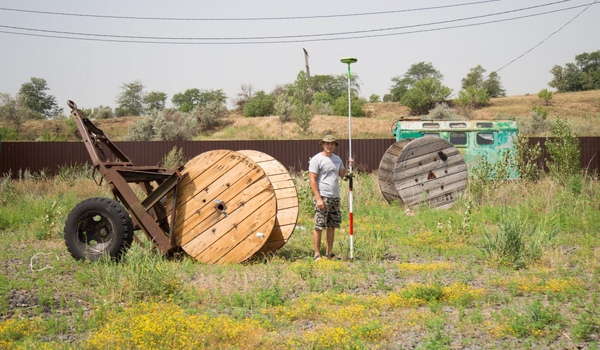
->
xmin=341 ymin=57 xmax=357 ymax=259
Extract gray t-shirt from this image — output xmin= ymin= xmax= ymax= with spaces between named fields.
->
xmin=309 ymin=152 xmax=344 ymax=198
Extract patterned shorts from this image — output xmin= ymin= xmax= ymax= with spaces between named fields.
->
xmin=314 ymin=197 xmax=342 ymax=230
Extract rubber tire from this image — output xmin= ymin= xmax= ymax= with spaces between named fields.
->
xmin=64 ymin=197 xmax=134 ymax=261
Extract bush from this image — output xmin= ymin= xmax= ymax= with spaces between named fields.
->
xmin=161 ymin=146 xmax=187 ymax=170
xmin=90 ymin=106 xmax=115 ymax=119
xmin=274 ymin=94 xmax=295 ymax=123
xmin=192 ymin=101 xmax=228 ymax=131
xmin=514 ymin=134 xmax=542 ymax=182
xmin=426 ymin=102 xmax=459 ymax=120
xmin=538 ymin=89 xmax=553 ymax=106
xmin=243 ymin=91 xmax=275 ymax=117
xmin=546 ymin=117 xmax=580 ymax=181
xmin=332 ymin=93 xmax=366 ymax=117
xmin=127 ymin=110 xmax=198 ymax=141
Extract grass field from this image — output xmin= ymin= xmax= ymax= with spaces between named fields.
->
xmin=1 ymin=162 xmax=599 ymax=348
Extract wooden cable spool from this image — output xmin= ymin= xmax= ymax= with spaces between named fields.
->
xmin=237 ymin=150 xmax=299 ymax=255
xmin=168 ymin=149 xmax=297 ymax=263
xmin=378 ymin=137 xmax=467 ymax=210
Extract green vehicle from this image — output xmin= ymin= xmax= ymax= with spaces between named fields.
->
xmin=392 ymin=119 xmax=519 ymax=179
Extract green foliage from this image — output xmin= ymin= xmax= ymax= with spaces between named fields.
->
xmin=549 ymin=50 xmax=600 ymax=92
xmin=193 ymin=100 xmax=229 ymax=131
xmin=515 ymin=134 xmax=542 ymax=182
xmin=17 ymin=77 xmax=63 ymax=119
xmin=545 ymin=117 xmax=580 ymax=181
xmin=0 ymin=127 xmax=19 ymax=141
xmin=518 ymin=108 xmax=552 ymax=136
xmin=400 ymin=77 xmax=452 ymax=115
xmin=426 ymin=102 xmax=459 ymax=120
xmin=274 ymin=93 xmax=295 ymax=123
xmin=481 ymin=210 xmax=557 ymax=269
xmin=505 ymin=300 xmax=562 ymax=337
xmin=243 ymin=90 xmax=275 ymax=117
xmin=309 ymin=74 xmax=356 ymax=100
xmin=161 ymin=146 xmax=187 ymax=170
xmin=538 ymin=88 xmax=553 ymax=106
xmin=126 ymin=109 xmax=198 ymax=141
xmin=456 ymin=86 xmax=490 ymax=116
xmin=290 ymin=71 xmax=314 ymax=134
xmin=332 ymin=93 xmax=366 ymax=117
xmin=116 ymin=81 xmax=145 ymax=117
xmin=389 ymin=61 xmax=443 ymax=102
xmin=172 ymin=88 xmax=227 ymax=113
xmin=90 ymin=105 xmax=115 ymax=119
xmin=369 ymin=94 xmax=380 ymax=103
xmin=143 ymin=91 xmax=168 ymax=113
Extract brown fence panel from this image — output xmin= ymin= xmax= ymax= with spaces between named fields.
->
xmin=0 ymin=139 xmax=397 ymax=178
xmin=1 ymin=137 xmax=598 ymax=178
xmin=528 ymin=137 xmax=600 ymax=174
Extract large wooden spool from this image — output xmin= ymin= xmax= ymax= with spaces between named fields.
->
xmin=169 ymin=150 xmax=297 ymax=263
xmin=378 ymin=138 xmax=467 ymax=210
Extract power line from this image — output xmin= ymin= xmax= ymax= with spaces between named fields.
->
xmin=0 ymin=1 xmax=503 ymax=21
xmin=0 ymin=1 xmax=592 ymax=44
xmin=494 ymin=0 xmax=599 ymax=73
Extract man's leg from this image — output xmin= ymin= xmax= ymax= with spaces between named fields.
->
xmin=313 ymin=228 xmax=322 ymax=258
xmin=325 ymin=227 xmax=335 ymax=257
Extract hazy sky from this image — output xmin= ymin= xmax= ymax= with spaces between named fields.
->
xmin=1 ymin=0 xmax=598 ymax=112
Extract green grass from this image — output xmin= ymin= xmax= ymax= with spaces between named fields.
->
xmin=1 ymin=167 xmax=599 ymax=348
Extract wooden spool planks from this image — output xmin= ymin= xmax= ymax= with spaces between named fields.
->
xmin=378 ymin=138 xmax=467 ymax=209
xmin=170 ymin=150 xmax=277 ymax=263
xmin=237 ymin=150 xmax=299 ymax=255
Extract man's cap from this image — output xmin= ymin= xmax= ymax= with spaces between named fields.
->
xmin=319 ymin=134 xmax=339 ymax=145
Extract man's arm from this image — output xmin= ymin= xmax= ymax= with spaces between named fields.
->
xmin=309 ymin=171 xmax=325 ymax=209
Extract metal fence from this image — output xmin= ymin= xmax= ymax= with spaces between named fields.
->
xmin=1 ymin=137 xmax=599 ymax=178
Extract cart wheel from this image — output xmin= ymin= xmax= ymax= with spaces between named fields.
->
xmin=64 ymin=197 xmax=134 ymax=261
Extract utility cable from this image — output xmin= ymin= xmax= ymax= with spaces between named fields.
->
xmin=0 ymin=0 xmax=503 ymax=21
xmin=0 ymin=1 xmax=592 ymax=44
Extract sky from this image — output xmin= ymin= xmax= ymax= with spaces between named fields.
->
xmin=0 ymin=0 xmax=598 ymax=112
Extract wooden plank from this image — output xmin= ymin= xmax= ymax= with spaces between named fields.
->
xmin=184 ymin=189 xmax=276 ymax=262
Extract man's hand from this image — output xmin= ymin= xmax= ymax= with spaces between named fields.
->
xmin=343 ymin=170 xmax=355 ymax=181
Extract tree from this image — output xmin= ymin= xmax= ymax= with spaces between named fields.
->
xmin=389 ymin=62 xmax=443 ymax=102
xmin=309 ymin=74 xmax=359 ymax=100
xmin=116 ymin=81 xmax=145 ymax=117
xmin=193 ymin=101 xmax=229 ymax=131
xmin=332 ymin=93 xmax=366 ymax=117
xmin=234 ymin=84 xmax=254 ymax=112
xmin=290 ymin=71 xmax=314 ymax=135
xmin=0 ymin=93 xmax=36 ymax=131
xmin=18 ymin=77 xmax=62 ymax=119
xmin=400 ymin=77 xmax=452 ymax=115
xmin=243 ymin=91 xmax=275 ymax=117
xmin=172 ymin=88 xmax=227 ymax=113
xmin=456 ymin=86 xmax=490 ymax=117
xmin=462 ymin=65 xmax=505 ymax=98
xmin=549 ymin=50 xmax=600 ymax=92
xmin=143 ymin=91 xmax=167 ymax=113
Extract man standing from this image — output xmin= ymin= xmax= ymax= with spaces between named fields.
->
xmin=309 ymin=135 xmax=354 ymax=260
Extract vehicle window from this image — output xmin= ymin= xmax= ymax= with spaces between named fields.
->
xmin=423 ymin=133 xmax=440 ymax=138
xmin=449 ymin=132 xmax=467 ymax=145
xmin=476 ymin=122 xmax=493 ymax=128
xmin=449 ymin=122 xmax=467 ymax=128
xmin=477 ymin=132 xmax=494 ymax=145
xmin=422 ymin=123 xmax=440 ymax=128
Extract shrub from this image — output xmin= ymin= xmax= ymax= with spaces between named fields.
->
xmin=545 ymin=117 xmax=580 ymax=181
xmin=161 ymin=146 xmax=187 ymax=170
xmin=243 ymin=91 xmax=275 ymax=117
xmin=90 ymin=106 xmax=115 ymax=119
xmin=274 ymin=94 xmax=295 ymax=123
xmin=538 ymin=88 xmax=553 ymax=106
xmin=426 ymin=102 xmax=459 ymax=120
xmin=192 ymin=101 xmax=228 ymax=131
xmin=332 ymin=93 xmax=366 ymax=117
xmin=127 ymin=110 xmax=198 ymax=141
xmin=514 ymin=134 xmax=542 ymax=182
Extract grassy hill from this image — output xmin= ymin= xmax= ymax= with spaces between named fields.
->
xmin=4 ymin=90 xmax=600 ymax=141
